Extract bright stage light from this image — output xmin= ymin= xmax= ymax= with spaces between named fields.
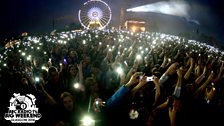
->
xmin=126 ymin=1 xmax=200 ymax=25
xmin=127 ymin=1 xmax=189 ymax=16
xmin=131 ymin=26 xmax=136 ymax=32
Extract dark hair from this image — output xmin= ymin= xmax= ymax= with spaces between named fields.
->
xmin=48 ymin=66 xmax=58 ymax=73
xmin=68 ymin=64 xmax=76 ymax=70
xmin=48 ymin=66 xmax=58 ymax=79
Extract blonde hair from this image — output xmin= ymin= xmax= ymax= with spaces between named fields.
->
xmin=60 ymin=92 xmax=73 ymax=101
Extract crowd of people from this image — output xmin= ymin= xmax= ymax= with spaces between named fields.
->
xmin=0 ymin=29 xmax=224 ymax=126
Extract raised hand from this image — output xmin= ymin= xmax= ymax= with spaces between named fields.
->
xmin=205 ymin=83 xmax=216 ymax=104
xmin=77 ymin=61 xmax=83 ymax=70
xmin=93 ymin=98 xmax=106 ymax=112
xmin=177 ymin=67 xmax=183 ymax=78
xmin=165 ymin=62 xmax=179 ymax=76
xmin=125 ymin=72 xmax=142 ymax=88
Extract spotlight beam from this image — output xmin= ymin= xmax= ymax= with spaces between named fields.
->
xmin=126 ymin=1 xmax=200 ymax=25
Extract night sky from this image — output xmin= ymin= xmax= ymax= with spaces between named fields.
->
xmin=0 ymin=0 xmax=223 ymax=45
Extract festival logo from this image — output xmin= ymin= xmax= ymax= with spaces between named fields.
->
xmin=4 ymin=93 xmax=41 ymax=123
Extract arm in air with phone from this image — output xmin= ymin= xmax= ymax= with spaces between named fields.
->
xmin=93 ymin=72 xmax=145 ymax=111
xmin=130 ymin=74 xmax=149 ymax=97
xmin=35 ymin=77 xmax=57 ymax=105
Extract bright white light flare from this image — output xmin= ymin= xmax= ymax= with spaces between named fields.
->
xmin=127 ymin=1 xmax=200 ymax=25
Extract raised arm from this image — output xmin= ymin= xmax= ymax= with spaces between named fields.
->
xmin=173 ymin=67 xmax=183 ymax=98
xmin=106 ymin=72 xmax=141 ymax=109
xmin=184 ymin=58 xmax=194 ymax=80
xmin=213 ymin=61 xmax=224 ymax=83
xmin=77 ymin=61 xmax=83 ymax=85
xmin=194 ymin=71 xmax=213 ymax=99
xmin=169 ymin=98 xmax=181 ymax=126
xmin=124 ymin=59 xmax=139 ymax=84
xmin=160 ymin=54 xmax=168 ymax=69
xmin=159 ymin=62 xmax=179 ymax=86
xmin=38 ymin=78 xmax=57 ymax=105
xmin=194 ymin=65 xmax=206 ymax=86
xmin=152 ymin=75 xmax=161 ymax=106
xmin=130 ymin=75 xmax=148 ymax=96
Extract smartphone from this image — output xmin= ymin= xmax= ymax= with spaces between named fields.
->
xmin=95 ymin=98 xmax=102 ymax=112
xmin=63 ymin=58 xmax=68 ymax=65
xmin=146 ymin=76 xmax=153 ymax=82
xmin=140 ymin=76 xmax=153 ymax=82
xmin=35 ymin=77 xmax=40 ymax=82
xmin=124 ymin=61 xmax=128 ymax=67
xmin=168 ymin=58 xmax=171 ymax=62
xmin=35 ymin=77 xmax=41 ymax=90
xmin=211 ymin=70 xmax=214 ymax=75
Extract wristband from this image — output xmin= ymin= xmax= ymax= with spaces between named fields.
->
xmin=159 ymin=73 xmax=169 ymax=86
xmin=173 ymin=86 xmax=181 ymax=98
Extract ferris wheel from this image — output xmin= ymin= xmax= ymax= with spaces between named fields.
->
xmin=78 ymin=0 xmax=112 ymax=30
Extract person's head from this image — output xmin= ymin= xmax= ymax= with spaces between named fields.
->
xmin=60 ymin=92 xmax=74 ymax=111
xmin=40 ymin=69 xmax=48 ymax=82
xmin=48 ymin=66 xmax=59 ymax=82
xmin=151 ymin=67 xmax=161 ymax=77
xmin=21 ymin=77 xmax=28 ymax=86
xmin=68 ymin=65 xmax=77 ymax=77
xmin=90 ymin=61 xmax=101 ymax=78
xmin=69 ymin=50 xmax=77 ymax=59
xmin=85 ymin=77 xmax=99 ymax=92
xmin=84 ymin=56 xmax=91 ymax=63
